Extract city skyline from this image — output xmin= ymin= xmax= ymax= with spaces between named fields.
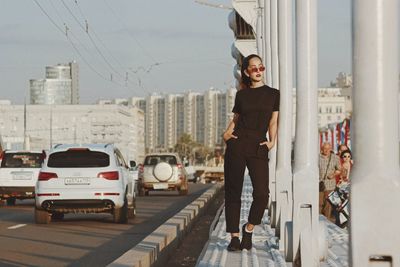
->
xmin=1 ymin=0 xmax=351 ymax=104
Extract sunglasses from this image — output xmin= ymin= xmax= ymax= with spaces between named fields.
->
xmin=248 ymin=66 xmax=265 ymax=73
xmin=342 ymin=155 xmax=351 ymax=159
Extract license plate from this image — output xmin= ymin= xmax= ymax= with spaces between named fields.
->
xmin=13 ymin=173 xmax=32 ymax=180
xmin=65 ymin=178 xmax=90 ymax=185
xmin=153 ymin=183 xmax=168 ymax=190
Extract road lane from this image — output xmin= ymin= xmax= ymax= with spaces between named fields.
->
xmin=0 ymin=183 xmax=213 ymax=267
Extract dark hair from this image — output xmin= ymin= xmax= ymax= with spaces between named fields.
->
xmin=240 ymin=54 xmax=262 ymax=89
xmin=340 ymin=149 xmax=352 ymax=159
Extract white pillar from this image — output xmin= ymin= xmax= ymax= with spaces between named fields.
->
xmin=270 ymin=0 xmax=279 ymax=89
xmin=257 ymin=0 xmax=264 ymax=62
xmin=268 ymin=0 xmax=279 ymax=220
xmin=351 ymin=0 xmax=400 ymax=266
xmin=290 ymin=0 xmax=319 ymax=265
xmin=263 ymin=0 xmax=272 ymax=86
xmin=275 ymin=0 xmax=293 ymax=250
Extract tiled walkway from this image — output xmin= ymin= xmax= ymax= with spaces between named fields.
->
xmin=197 ymin=176 xmax=349 ymax=267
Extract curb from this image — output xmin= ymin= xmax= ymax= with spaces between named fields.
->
xmin=108 ymin=183 xmax=223 ymax=267
xmin=194 ymin=201 xmax=225 ymax=266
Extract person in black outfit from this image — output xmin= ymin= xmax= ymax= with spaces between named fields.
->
xmin=223 ymin=54 xmax=280 ymax=251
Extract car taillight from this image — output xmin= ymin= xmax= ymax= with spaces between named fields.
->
xmin=98 ymin=171 xmax=119 ymax=180
xmin=38 ymin=172 xmax=58 ymax=181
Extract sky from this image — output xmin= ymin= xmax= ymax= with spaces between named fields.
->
xmin=0 ymin=0 xmax=351 ymax=104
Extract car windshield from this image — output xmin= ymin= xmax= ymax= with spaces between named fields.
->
xmin=1 ymin=152 xmax=43 ymax=168
xmin=47 ymin=150 xmax=110 ymax=168
xmin=144 ymin=155 xmax=177 ymax=166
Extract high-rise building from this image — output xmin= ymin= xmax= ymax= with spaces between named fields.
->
xmin=30 ymin=61 xmax=79 ymax=105
xmin=204 ymin=89 xmax=219 ymax=148
xmin=183 ymin=92 xmax=201 ymax=140
xmin=111 ymin=88 xmax=235 ymax=151
xmin=195 ymin=94 xmax=206 ymax=145
xmin=140 ymin=88 xmax=235 ymax=151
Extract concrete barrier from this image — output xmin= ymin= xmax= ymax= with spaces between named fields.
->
xmin=108 ymin=184 xmax=223 ymax=267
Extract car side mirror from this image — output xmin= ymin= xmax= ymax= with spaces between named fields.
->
xmin=130 ymin=160 xmax=136 ymax=168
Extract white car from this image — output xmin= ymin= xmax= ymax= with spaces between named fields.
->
xmin=35 ymin=144 xmax=136 ymax=224
xmin=138 ymin=153 xmax=189 ymax=196
xmin=0 ymin=150 xmax=44 ymax=205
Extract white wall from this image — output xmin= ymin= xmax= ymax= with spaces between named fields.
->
xmin=0 ymin=104 xmax=145 ymax=163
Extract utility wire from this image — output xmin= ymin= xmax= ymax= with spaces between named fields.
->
xmin=62 ymin=0 xmax=150 ymax=94
xmin=102 ymin=0 xmax=159 ymax=64
xmin=71 ymin=0 xmax=147 ymax=92
xmin=60 ymin=0 xmax=125 ymax=81
xmin=47 ymin=0 xmax=106 ymax=68
xmin=73 ymin=0 xmax=125 ymax=69
xmin=100 ymin=0 xmax=161 ymax=93
xmin=32 ymin=0 xmax=125 ymax=88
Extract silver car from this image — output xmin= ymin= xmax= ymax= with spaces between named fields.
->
xmin=0 ymin=150 xmax=44 ymax=205
xmin=138 ymin=153 xmax=189 ymax=196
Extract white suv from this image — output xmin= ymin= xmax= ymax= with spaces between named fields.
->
xmin=35 ymin=144 xmax=136 ymax=224
xmin=138 ymin=153 xmax=189 ymax=196
xmin=0 ymin=150 xmax=44 ymax=205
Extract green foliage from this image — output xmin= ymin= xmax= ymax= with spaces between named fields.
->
xmin=173 ymin=133 xmax=212 ymax=165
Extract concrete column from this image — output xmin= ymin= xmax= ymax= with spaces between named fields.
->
xmin=268 ymin=0 xmax=279 ymax=218
xmin=275 ymin=0 xmax=293 ymax=250
xmin=263 ymin=0 xmax=272 ymax=86
xmin=257 ymin=0 xmax=264 ymax=62
xmin=270 ymin=0 xmax=279 ymax=88
xmin=290 ymin=0 xmax=319 ymax=265
xmin=351 ymin=0 xmax=400 ymax=266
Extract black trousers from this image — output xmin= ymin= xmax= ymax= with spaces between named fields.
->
xmin=224 ymin=129 xmax=270 ymax=233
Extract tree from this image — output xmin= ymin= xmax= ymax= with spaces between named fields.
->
xmin=174 ymin=133 xmax=212 ymax=165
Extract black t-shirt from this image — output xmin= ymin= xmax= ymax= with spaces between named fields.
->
xmin=232 ymin=85 xmax=280 ymax=133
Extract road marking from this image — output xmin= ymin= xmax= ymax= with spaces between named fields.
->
xmin=7 ymin=224 xmax=27 ymax=230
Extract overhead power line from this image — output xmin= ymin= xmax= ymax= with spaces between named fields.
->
xmin=32 ymin=0 xmax=125 ymax=88
xmin=60 ymin=0 xmax=126 ymax=81
xmin=102 ymin=0 xmax=159 ymax=64
xmin=64 ymin=0 xmax=151 ymax=93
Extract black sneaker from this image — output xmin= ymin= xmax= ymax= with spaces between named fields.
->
xmin=240 ymin=224 xmax=253 ymax=250
xmin=227 ymin=236 xmax=241 ymax=251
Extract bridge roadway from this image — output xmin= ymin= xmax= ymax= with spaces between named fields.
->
xmin=0 ymin=183 xmax=212 ymax=267
xmin=197 ymin=177 xmax=349 ymax=267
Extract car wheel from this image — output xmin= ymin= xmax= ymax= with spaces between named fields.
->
xmin=51 ymin=212 xmax=64 ymax=220
xmin=35 ymin=207 xmax=50 ymax=224
xmin=138 ymin=186 xmax=147 ymax=196
xmin=128 ymin=197 xmax=136 ymax=219
xmin=179 ymin=181 xmax=189 ymax=196
xmin=113 ymin=198 xmax=128 ymax=224
xmin=6 ymin=198 xmax=16 ymax=206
